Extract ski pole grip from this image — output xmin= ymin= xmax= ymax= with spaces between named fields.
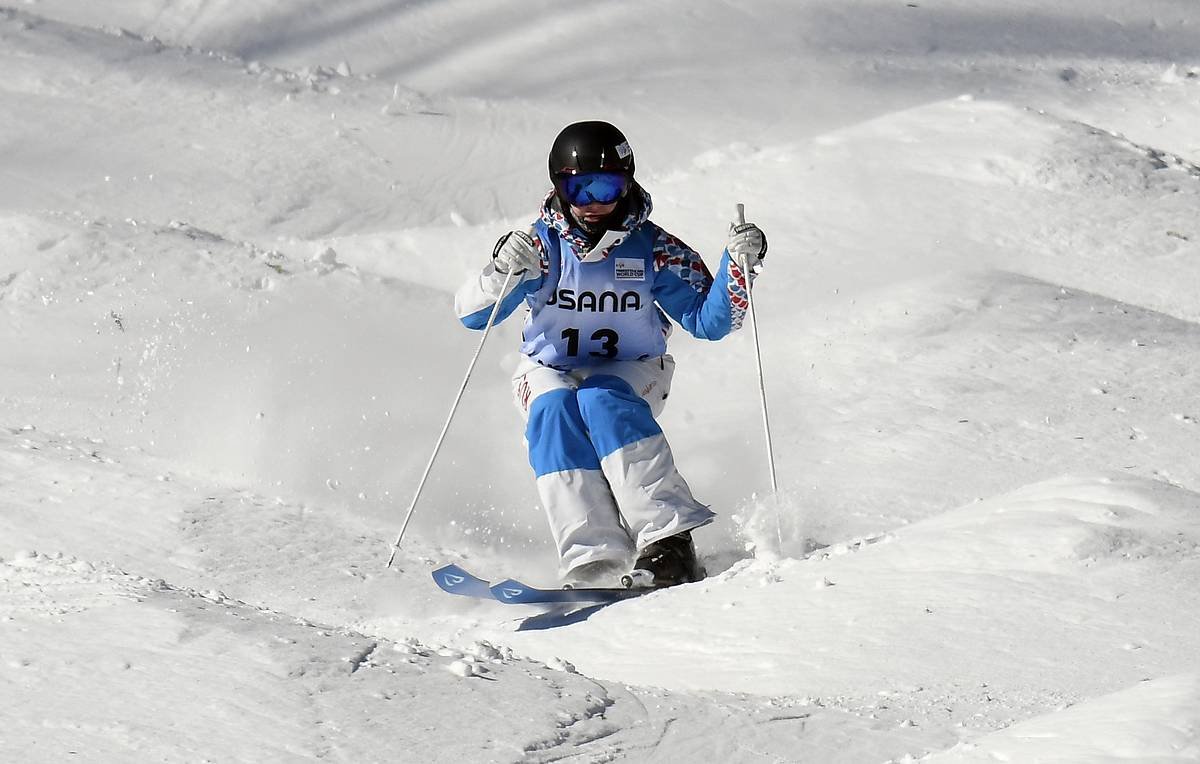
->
xmin=736 ymin=203 xmax=746 ymax=226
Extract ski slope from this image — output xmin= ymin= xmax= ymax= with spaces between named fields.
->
xmin=3 ymin=1 xmax=1200 ymax=761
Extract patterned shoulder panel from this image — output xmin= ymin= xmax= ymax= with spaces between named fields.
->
xmin=652 ymin=226 xmax=713 ymax=294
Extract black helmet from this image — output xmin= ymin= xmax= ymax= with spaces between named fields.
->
xmin=548 ymin=120 xmax=635 ymax=180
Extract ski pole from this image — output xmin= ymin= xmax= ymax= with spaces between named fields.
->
xmin=386 ymin=266 xmax=517 ymax=568
xmin=736 ymin=203 xmax=780 ymax=495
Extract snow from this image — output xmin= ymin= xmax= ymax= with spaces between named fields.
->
xmin=3 ymin=1 xmax=1200 ymax=760
xmin=932 ymin=674 xmax=1200 ymax=762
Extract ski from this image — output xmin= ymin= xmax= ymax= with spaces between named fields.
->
xmin=431 ymin=564 xmax=660 ymax=605
xmin=489 ymin=577 xmax=653 ymax=605
xmin=431 ymin=564 xmax=495 ymax=600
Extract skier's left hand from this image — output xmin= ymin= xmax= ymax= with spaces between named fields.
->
xmin=727 ymin=222 xmax=767 ymax=270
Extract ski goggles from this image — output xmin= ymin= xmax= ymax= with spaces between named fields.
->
xmin=558 ymin=171 xmax=629 ymax=206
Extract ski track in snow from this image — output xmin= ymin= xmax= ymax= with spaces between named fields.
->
xmin=0 ymin=428 xmax=906 ymax=763
xmin=4 ymin=1 xmax=1200 ymax=761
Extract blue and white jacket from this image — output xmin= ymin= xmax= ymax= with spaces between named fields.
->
xmin=455 ymin=186 xmax=752 ymax=368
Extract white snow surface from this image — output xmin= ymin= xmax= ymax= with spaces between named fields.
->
xmin=3 ymin=1 xmax=1200 ymax=761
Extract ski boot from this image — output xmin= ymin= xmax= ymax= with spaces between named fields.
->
xmin=561 ymin=559 xmax=625 ymax=590
xmin=621 ymin=531 xmax=705 ymax=589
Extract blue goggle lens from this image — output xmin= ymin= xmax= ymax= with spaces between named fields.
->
xmin=560 ymin=172 xmax=629 ymax=206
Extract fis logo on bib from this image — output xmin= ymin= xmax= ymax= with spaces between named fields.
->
xmin=614 ymin=258 xmax=645 ymax=281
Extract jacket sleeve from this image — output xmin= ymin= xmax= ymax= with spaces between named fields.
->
xmin=650 ymin=228 xmax=755 ymax=340
xmin=454 ymin=233 xmax=547 ymax=330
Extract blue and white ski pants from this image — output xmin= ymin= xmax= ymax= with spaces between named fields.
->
xmin=511 ymin=354 xmax=715 ymax=575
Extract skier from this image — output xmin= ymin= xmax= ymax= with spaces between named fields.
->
xmin=455 ymin=120 xmax=767 ymax=588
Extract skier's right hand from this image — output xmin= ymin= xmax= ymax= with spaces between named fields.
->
xmin=492 ymin=230 xmax=541 ymax=275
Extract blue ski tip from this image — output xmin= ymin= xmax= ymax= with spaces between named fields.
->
xmin=432 ymin=564 xmax=493 ymax=599
xmin=490 ymin=579 xmax=544 ymax=604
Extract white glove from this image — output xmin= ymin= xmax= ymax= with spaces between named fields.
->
xmin=492 ymin=230 xmax=541 ymax=275
xmin=727 ymin=222 xmax=767 ymax=270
